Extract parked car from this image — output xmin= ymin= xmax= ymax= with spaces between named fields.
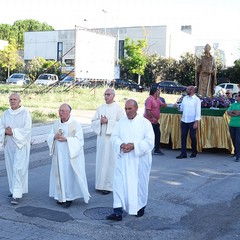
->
xmin=34 ymin=74 xmax=59 ymax=86
xmin=6 ymin=73 xmax=30 ymax=85
xmin=151 ymin=80 xmax=187 ymax=94
xmin=214 ymin=83 xmax=240 ymax=97
xmin=58 ymin=76 xmax=74 ymax=86
xmin=112 ymin=78 xmax=143 ymax=92
xmin=75 ymin=78 xmax=92 ymax=88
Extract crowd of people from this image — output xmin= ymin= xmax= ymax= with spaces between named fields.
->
xmin=0 ymin=81 xmax=239 ymax=221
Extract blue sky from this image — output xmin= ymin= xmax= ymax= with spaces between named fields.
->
xmin=1 ymin=0 xmax=240 ymax=65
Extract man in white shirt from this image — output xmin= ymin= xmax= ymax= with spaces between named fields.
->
xmin=176 ymin=86 xmax=201 ymax=159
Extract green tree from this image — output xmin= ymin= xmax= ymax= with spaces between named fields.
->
xmin=176 ymin=52 xmax=195 ymax=86
xmin=144 ymin=53 xmax=195 ymax=87
xmin=145 ymin=54 xmax=167 ymax=83
xmin=0 ymin=19 xmax=54 ymax=79
xmin=164 ymin=58 xmax=178 ymax=81
xmin=11 ymin=19 xmax=54 ymax=49
xmin=0 ymin=19 xmax=54 ymax=50
xmin=26 ymin=57 xmax=61 ymax=82
xmin=145 ymin=54 xmax=178 ymax=83
xmin=225 ymin=59 xmax=240 ymax=83
xmin=0 ymin=41 xmax=23 ymax=77
xmin=0 ymin=24 xmax=12 ymax=41
xmin=26 ymin=57 xmax=46 ymax=82
xmin=121 ymin=37 xmax=147 ymax=85
xmin=42 ymin=60 xmax=61 ymax=78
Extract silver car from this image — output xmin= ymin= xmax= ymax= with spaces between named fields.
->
xmin=34 ymin=74 xmax=59 ymax=86
xmin=6 ymin=73 xmax=30 ymax=85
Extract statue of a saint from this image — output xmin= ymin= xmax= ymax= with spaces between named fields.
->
xmin=195 ymin=44 xmax=217 ymax=97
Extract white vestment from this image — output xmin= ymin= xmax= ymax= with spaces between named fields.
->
xmin=91 ymin=102 xmax=124 ymax=191
xmin=0 ymin=106 xmax=32 ymax=198
xmin=111 ymin=115 xmax=154 ymax=215
xmin=47 ymin=116 xmax=90 ymax=203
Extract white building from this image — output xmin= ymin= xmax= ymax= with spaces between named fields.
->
xmin=24 ymin=29 xmax=75 ymax=65
xmin=95 ymin=25 xmax=194 ymax=60
xmin=24 ymin=25 xmax=195 ymax=65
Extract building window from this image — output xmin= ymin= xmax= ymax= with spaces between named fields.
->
xmin=119 ymin=40 xmax=124 ymax=59
xmin=57 ymin=42 xmax=63 ymax=62
xmin=64 ymin=59 xmax=74 ymax=66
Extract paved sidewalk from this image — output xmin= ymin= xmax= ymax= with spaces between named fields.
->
xmin=1 ymin=109 xmax=240 ymax=239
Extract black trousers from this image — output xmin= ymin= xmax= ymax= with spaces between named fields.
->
xmin=229 ymin=126 xmax=240 ymax=159
xmin=152 ymin=122 xmax=161 ymax=152
xmin=181 ymin=121 xmax=197 ymax=155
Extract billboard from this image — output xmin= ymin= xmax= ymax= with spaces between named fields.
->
xmin=74 ymin=28 xmax=116 ymax=81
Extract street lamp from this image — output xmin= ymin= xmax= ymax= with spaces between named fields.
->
xmin=102 ymin=9 xmax=107 ymax=34
xmin=83 ymin=19 xmax=87 ymax=29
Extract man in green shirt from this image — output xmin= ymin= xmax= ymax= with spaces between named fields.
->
xmin=227 ymin=93 xmax=240 ymax=162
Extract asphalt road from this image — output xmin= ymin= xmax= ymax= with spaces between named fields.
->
xmin=0 ymin=133 xmax=240 ymax=240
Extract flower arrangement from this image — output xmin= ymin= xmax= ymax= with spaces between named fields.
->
xmin=199 ymin=96 xmax=231 ymax=108
xmin=176 ymin=94 xmax=231 ymax=109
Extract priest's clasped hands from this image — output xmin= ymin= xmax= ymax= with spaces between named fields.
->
xmin=54 ymin=129 xmax=67 ymax=142
xmin=5 ymin=127 xmax=13 ymax=136
xmin=120 ymin=143 xmax=134 ymax=153
xmin=100 ymin=115 xmax=108 ymax=124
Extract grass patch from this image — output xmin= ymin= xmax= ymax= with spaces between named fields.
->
xmin=0 ymin=84 xmax=181 ymax=123
xmin=31 ymin=110 xmax=58 ymax=124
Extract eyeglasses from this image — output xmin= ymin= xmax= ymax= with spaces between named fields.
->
xmin=226 ymin=93 xmax=230 ymax=94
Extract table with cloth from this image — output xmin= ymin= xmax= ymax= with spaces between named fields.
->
xmin=159 ymin=107 xmax=233 ymax=153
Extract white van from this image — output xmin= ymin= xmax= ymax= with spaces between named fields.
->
xmin=215 ymin=83 xmax=240 ymax=97
xmin=35 ymin=74 xmax=59 ymax=86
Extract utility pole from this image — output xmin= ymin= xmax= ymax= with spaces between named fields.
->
xmin=102 ymin=9 xmax=107 ymax=34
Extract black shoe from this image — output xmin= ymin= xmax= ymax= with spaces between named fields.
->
xmin=190 ymin=152 xmax=197 ymax=158
xmin=153 ymin=150 xmax=165 ymax=156
xmin=7 ymin=194 xmax=13 ymax=199
xmin=57 ymin=201 xmax=63 ymax=205
xmin=62 ymin=201 xmax=72 ymax=208
xmin=136 ymin=206 xmax=145 ymax=217
xmin=102 ymin=190 xmax=111 ymax=195
xmin=106 ymin=213 xmax=122 ymax=221
xmin=235 ymin=158 xmax=239 ymax=162
xmin=176 ymin=153 xmax=187 ymax=159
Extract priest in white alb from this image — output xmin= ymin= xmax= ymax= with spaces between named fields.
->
xmin=91 ymin=88 xmax=125 ymax=195
xmin=0 ymin=93 xmax=32 ymax=205
xmin=106 ymin=99 xmax=154 ymax=221
xmin=47 ymin=103 xmax=90 ymax=208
